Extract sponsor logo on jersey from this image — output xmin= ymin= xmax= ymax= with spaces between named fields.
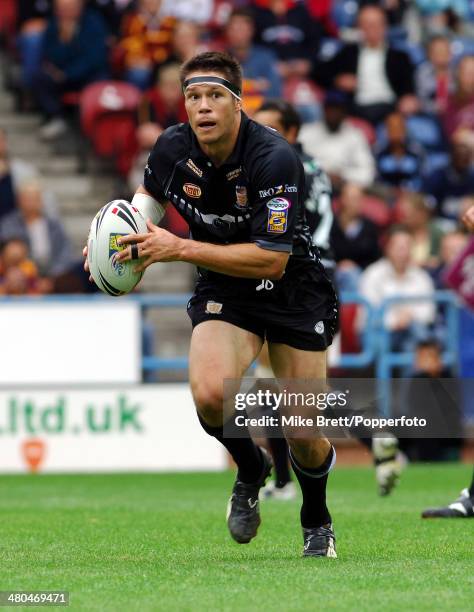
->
xmin=235 ymin=185 xmax=248 ymax=208
xmin=186 ymin=159 xmax=203 ymax=177
xmin=109 ymin=233 xmax=127 ymax=277
xmin=266 ymin=197 xmax=290 ymax=211
xmin=226 ymin=167 xmax=242 ymax=181
xmin=259 ymin=184 xmax=297 ymax=198
xmin=314 ymin=321 xmax=325 ymax=335
xmin=267 ymin=198 xmax=290 ymax=233
xmin=183 ymin=183 xmax=201 ymax=198
xmin=205 ymin=301 xmax=223 ymax=315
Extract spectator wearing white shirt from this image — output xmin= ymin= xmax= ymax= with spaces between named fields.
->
xmin=319 ymin=5 xmax=418 ymax=125
xmin=359 ymin=227 xmax=435 ymax=351
xmin=298 ymin=91 xmax=375 ymax=190
xmin=161 ymin=0 xmax=213 ymax=24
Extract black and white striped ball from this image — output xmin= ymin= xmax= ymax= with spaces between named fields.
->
xmin=87 ymin=200 xmax=147 ymax=296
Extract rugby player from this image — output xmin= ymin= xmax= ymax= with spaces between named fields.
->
xmin=85 ymin=52 xmax=339 ymax=556
xmin=422 ymin=204 xmax=474 ymax=518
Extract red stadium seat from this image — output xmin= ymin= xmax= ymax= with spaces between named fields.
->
xmin=339 ymin=303 xmax=360 ymax=354
xmin=0 ymin=0 xmax=16 ymax=37
xmin=80 ymin=81 xmax=141 ymax=175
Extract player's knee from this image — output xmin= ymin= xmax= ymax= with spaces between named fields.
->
xmin=287 ymin=437 xmax=332 ymax=468
xmin=192 ymin=380 xmax=224 ymax=425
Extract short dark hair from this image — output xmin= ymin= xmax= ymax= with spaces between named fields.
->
xmin=180 ymin=51 xmax=242 ymax=94
xmin=416 ymin=339 xmax=442 ymax=353
xmin=257 ymin=99 xmax=301 ymax=133
xmin=229 ymin=7 xmax=255 ymax=22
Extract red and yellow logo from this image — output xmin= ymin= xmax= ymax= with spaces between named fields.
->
xmin=183 ymin=183 xmax=201 ymax=198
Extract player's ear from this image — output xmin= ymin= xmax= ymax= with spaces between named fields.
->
xmin=234 ymin=98 xmax=242 ymax=112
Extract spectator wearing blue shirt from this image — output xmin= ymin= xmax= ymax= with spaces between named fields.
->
xmin=224 ymin=8 xmax=281 ymax=104
xmin=422 ymin=129 xmax=474 ymax=226
xmin=32 ymin=0 xmax=109 ymax=141
xmin=374 ymin=112 xmax=425 ymax=193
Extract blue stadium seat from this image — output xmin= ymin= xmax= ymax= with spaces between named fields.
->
xmin=424 ymin=152 xmax=450 ymax=175
xmin=451 ymin=36 xmax=474 ymax=62
xmin=392 ymin=40 xmax=426 ymax=66
xmin=331 ymin=0 xmax=358 ymax=29
xmin=406 ymin=114 xmax=447 ymax=152
xmin=375 ymin=114 xmax=447 ymax=153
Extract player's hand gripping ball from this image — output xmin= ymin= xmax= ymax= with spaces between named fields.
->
xmin=87 ymin=200 xmax=147 ymax=296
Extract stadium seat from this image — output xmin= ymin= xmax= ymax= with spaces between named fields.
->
xmin=330 ymin=0 xmax=358 ymax=29
xmin=375 ymin=113 xmax=446 ymax=153
xmin=0 ymin=0 xmax=16 ymax=40
xmin=451 ymin=36 xmax=474 ymax=62
xmin=392 ymin=40 xmax=425 ymax=66
xmin=339 ymin=303 xmax=361 ymax=354
xmin=80 ymin=81 xmax=141 ymax=175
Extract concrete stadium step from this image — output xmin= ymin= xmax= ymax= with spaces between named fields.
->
xmin=0 ymin=112 xmax=42 ymax=132
xmin=140 ymin=261 xmax=195 ymax=293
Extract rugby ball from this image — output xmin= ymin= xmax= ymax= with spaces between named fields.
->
xmin=87 ymin=200 xmax=147 ymax=296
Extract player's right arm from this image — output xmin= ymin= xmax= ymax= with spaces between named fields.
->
xmin=82 ymin=184 xmax=167 ymax=275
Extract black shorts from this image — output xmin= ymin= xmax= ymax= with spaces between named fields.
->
xmin=187 ymin=264 xmax=338 ymax=352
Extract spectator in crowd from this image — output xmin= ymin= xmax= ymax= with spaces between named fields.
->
xmin=32 ymin=0 xmax=109 ymax=141
xmin=398 ymin=191 xmax=444 ymax=268
xmin=403 ymin=338 xmax=461 ymax=462
xmin=443 ymin=54 xmax=474 ymax=137
xmin=224 ymin=7 xmax=282 ymax=110
xmin=252 ymin=0 xmax=322 ymax=79
xmin=320 ymin=4 xmax=418 ymax=124
xmin=90 ymin=0 xmax=135 ymax=37
xmin=17 ymin=0 xmax=52 ymax=95
xmin=416 ymin=34 xmax=455 ymax=114
xmin=170 ymin=20 xmax=208 ymax=64
xmin=359 ymin=227 xmax=436 ymax=351
xmin=374 ymin=112 xmax=425 ymax=193
xmin=0 ymin=180 xmax=75 ymax=284
xmin=330 ymin=182 xmax=382 ymax=292
xmin=298 ymin=91 xmax=375 ymax=190
xmin=118 ymin=0 xmax=176 ymax=90
xmin=0 ymin=237 xmax=40 ymax=296
xmin=0 ymin=129 xmax=58 ymax=220
xmin=431 ymin=229 xmax=468 ymax=289
xmin=422 ymin=128 xmax=474 ymax=226
xmin=127 ymin=63 xmax=187 ymax=189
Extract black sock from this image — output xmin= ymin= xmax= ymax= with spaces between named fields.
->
xmin=268 ymin=436 xmax=291 ymax=487
xmin=290 ymin=446 xmax=335 ymax=529
xmin=469 ymin=469 xmax=474 ymax=498
xmin=198 ymin=414 xmax=263 ymax=484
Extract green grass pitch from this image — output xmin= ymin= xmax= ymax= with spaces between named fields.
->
xmin=0 ymin=465 xmax=472 ymax=611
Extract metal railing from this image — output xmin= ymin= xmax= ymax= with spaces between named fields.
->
xmin=0 ymin=290 xmax=460 ymax=396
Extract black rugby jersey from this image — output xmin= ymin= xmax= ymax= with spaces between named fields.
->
xmin=143 ymin=113 xmax=319 ymax=292
xmin=293 ymin=143 xmax=334 ymax=270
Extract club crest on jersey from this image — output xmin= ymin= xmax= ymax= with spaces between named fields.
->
xmin=226 ymin=167 xmax=242 ymax=181
xmin=183 ymin=183 xmax=201 ymax=198
xmin=267 ymin=197 xmax=290 ymax=233
xmin=109 ymin=233 xmax=126 ymax=277
xmin=186 ymin=159 xmax=203 ymax=177
xmin=205 ymin=301 xmax=223 ymax=315
xmin=235 ymin=185 xmax=248 ymax=209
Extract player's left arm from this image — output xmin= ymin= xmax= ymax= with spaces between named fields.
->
xmin=116 ymin=220 xmax=289 ymax=279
